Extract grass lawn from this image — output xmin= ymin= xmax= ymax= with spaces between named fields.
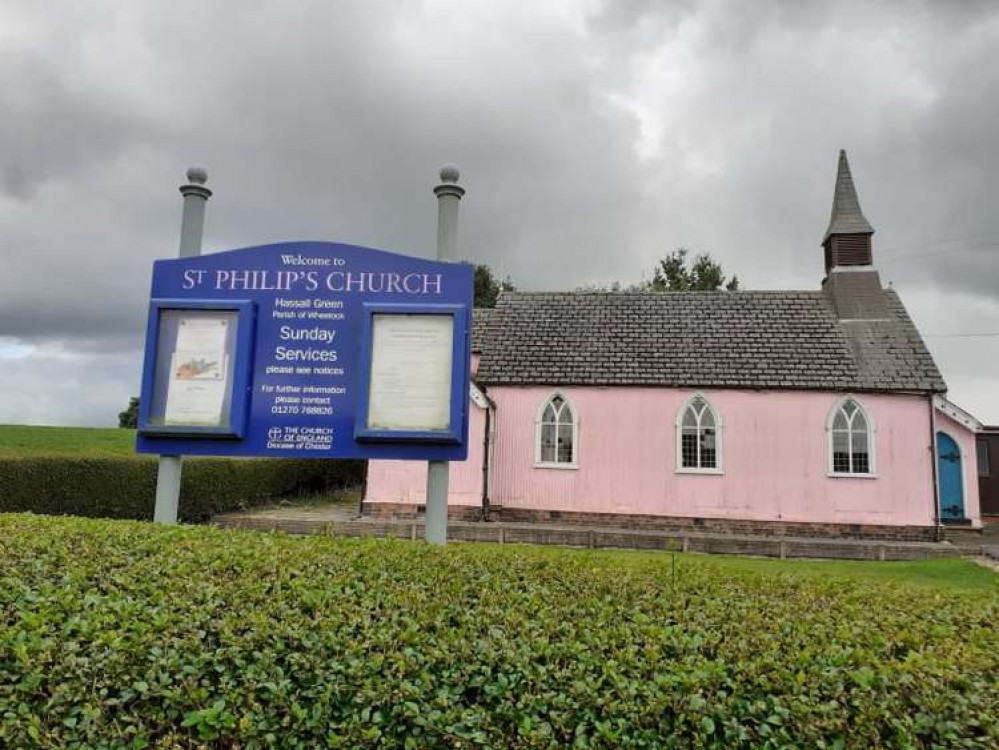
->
xmin=0 ymin=513 xmax=995 ymax=748
xmin=0 ymin=423 xmax=137 ymax=457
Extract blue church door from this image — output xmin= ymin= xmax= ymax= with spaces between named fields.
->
xmin=936 ymin=432 xmax=965 ymax=521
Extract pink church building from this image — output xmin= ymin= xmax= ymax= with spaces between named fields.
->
xmin=364 ymin=152 xmax=981 ymax=540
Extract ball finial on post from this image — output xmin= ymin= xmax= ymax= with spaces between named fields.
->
xmin=433 ymin=163 xmax=465 ymax=202
xmin=180 ymin=166 xmax=212 ymax=201
xmin=186 ymin=166 xmax=208 ymax=185
xmin=439 ymin=164 xmax=460 ymax=184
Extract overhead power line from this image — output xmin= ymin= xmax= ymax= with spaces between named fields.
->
xmin=924 ymin=332 xmax=999 ymax=339
xmin=879 ymin=241 xmax=999 ymax=264
xmin=878 ymin=234 xmax=999 ymax=256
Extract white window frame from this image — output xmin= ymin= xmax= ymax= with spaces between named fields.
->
xmin=826 ymin=395 xmax=877 ymax=478
xmin=534 ymin=391 xmax=579 ymax=469
xmin=675 ymin=393 xmax=724 ymax=475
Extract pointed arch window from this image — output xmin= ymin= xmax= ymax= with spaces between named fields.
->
xmin=535 ymin=393 xmax=577 ymax=468
xmin=676 ymin=395 xmax=722 ymax=473
xmin=828 ymin=397 xmax=875 ymax=476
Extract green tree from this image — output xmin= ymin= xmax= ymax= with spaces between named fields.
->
xmin=649 ymin=248 xmax=739 ymax=291
xmin=474 ymin=264 xmax=515 ymax=308
xmin=118 ymin=397 xmax=139 ymax=429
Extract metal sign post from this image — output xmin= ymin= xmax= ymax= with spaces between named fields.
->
xmin=425 ymin=165 xmax=465 ymax=545
xmin=153 ymin=167 xmax=212 ymax=524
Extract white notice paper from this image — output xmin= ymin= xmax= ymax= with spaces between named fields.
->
xmin=367 ymin=314 xmax=453 ymax=431
xmin=164 ymin=317 xmax=230 ymax=426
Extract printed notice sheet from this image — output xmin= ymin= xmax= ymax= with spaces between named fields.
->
xmin=164 ymin=316 xmax=230 ymax=426
xmin=367 ymin=314 xmax=453 ymax=431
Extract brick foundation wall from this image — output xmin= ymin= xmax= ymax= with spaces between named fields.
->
xmin=500 ymin=507 xmax=939 ymax=541
xmin=360 ymin=501 xmax=938 ymax=542
xmin=361 ymin=501 xmax=487 ymax=522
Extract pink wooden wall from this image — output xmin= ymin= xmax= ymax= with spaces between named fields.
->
xmin=364 ymin=393 xmax=486 ymax=507
xmin=365 ymin=385 xmax=982 ymax=527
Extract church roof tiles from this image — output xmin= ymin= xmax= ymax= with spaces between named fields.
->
xmin=475 ymin=289 xmax=944 ymax=393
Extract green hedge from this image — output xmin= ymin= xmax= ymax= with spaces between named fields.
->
xmin=0 ymin=514 xmax=996 ymax=748
xmin=0 ymin=456 xmax=364 ymax=522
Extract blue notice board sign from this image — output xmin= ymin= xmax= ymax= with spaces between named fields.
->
xmin=136 ymin=241 xmax=473 ymax=461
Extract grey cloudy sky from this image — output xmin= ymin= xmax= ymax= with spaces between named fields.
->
xmin=2 ymin=0 xmax=998 ymax=426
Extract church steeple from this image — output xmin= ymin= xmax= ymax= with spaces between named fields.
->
xmin=822 ymin=150 xmax=874 ymax=273
xmin=820 ymin=151 xmax=888 ymax=320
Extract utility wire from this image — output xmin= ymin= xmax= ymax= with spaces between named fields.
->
xmin=880 ymin=242 xmax=998 ymax=263
xmin=878 ymin=234 xmax=999 ymax=255
xmin=924 ymin=332 xmax=999 ymax=339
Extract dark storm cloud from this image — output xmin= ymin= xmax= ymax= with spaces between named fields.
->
xmin=0 ymin=63 xmax=159 ymax=200
xmin=1 ymin=0 xmax=998 ymax=425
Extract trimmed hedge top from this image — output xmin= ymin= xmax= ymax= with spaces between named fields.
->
xmin=0 ymin=455 xmax=363 ymax=522
xmin=0 ymin=424 xmax=365 ymax=522
xmin=0 ymin=514 xmax=996 ymax=748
